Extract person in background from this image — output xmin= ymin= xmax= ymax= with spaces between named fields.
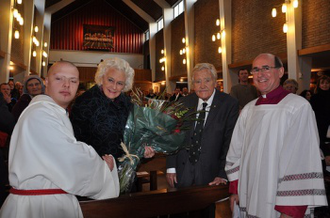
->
xmin=70 ymin=58 xmax=154 ymax=166
xmin=169 ymin=87 xmax=183 ymax=101
xmin=8 ymin=80 xmax=19 ymax=101
xmin=11 ymin=75 xmax=45 ymax=121
xmin=300 ymin=89 xmax=312 ymax=102
xmin=226 ymin=53 xmax=327 ymax=218
xmin=14 ymin=82 xmax=22 ymax=99
xmin=230 ymin=68 xmax=258 ymax=111
xmin=0 ymin=93 xmax=15 ymax=207
xmin=283 ymin=78 xmax=299 ymax=94
xmin=182 ymin=87 xmax=189 ymax=96
xmin=0 ymin=61 xmax=119 ymax=218
xmin=166 ymin=63 xmax=239 ymax=217
xmin=0 ymin=83 xmax=16 ymax=112
xmin=146 ymin=88 xmax=157 ymax=99
xmin=311 ymin=76 xmax=330 ymax=168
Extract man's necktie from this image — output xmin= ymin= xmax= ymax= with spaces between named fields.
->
xmin=189 ymin=102 xmax=208 ymax=164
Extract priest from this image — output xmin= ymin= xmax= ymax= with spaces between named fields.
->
xmin=226 ymin=53 xmax=327 ymax=218
xmin=0 ymin=61 xmax=119 ymax=218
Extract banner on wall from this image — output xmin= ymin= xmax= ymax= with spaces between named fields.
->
xmin=83 ymin=24 xmax=115 ymax=50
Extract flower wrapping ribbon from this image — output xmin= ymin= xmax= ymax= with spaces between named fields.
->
xmin=118 ymin=142 xmax=140 ymax=165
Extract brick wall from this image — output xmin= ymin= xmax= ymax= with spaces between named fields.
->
xmin=11 ymin=1 xmax=25 ymax=67
xmin=171 ymin=14 xmax=187 ymax=77
xmin=155 ymin=30 xmax=165 ymax=82
xmin=194 ymin=0 xmax=222 ymax=71
xmin=302 ymin=0 xmax=330 ymax=48
xmin=232 ymin=0 xmax=286 ymax=63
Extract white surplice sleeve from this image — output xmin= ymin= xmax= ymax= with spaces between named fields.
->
xmin=275 ymin=101 xmax=327 ymax=207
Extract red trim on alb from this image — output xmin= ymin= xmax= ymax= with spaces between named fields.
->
xmin=10 ymin=188 xmax=67 ymax=195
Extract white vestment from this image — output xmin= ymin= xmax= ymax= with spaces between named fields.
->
xmin=0 ymin=95 xmax=120 ymax=218
xmin=226 ymin=94 xmax=327 ymax=218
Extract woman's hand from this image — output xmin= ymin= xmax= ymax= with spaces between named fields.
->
xmin=144 ymin=146 xmax=155 ymax=158
xmin=102 ymin=154 xmax=114 ymax=171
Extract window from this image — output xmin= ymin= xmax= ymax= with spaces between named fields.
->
xmin=157 ymin=18 xmax=163 ymax=31
xmin=173 ymin=1 xmax=184 ymax=18
xmin=145 ymin=30 xmax=150 ymax=41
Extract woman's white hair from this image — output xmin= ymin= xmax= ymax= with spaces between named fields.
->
xmin=94 ymin=57 xmax=135 ymax=92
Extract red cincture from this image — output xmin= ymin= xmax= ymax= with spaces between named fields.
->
xmin=10 ymin=188 xmax=67 ymax=195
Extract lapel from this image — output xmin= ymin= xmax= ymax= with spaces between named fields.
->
xmin=204 ymin=89 xmax=222 ymax=129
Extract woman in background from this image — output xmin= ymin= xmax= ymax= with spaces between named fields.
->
xmin=300 ymin=89 xmax=312 ymax=102
xmin=311 ymin=75 xmax=330 ymax=181
xmin=11 ymin=75 xmax=45 ymax=121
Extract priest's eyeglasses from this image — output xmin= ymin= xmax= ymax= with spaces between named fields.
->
xmin=250 ymin=66 xmax=278 ymax=74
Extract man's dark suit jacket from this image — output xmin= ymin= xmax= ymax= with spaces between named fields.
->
xmin=166 ymin=89 xmax=239 ymax=187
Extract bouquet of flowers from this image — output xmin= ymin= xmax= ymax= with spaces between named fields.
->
xmin=118 ymin=89 xmax=192 ymax=194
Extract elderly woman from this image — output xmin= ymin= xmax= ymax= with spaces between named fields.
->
xmin=11 ymin=75 xmax=45 ymax=121
xmin=283 ymin=78 xmax=299 ymax=94
xmin=70 ymin=58 xmax=154 ymax=165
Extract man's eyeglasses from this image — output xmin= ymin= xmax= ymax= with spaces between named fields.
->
xmin=250 ymin=66 xmax=279 ymax=74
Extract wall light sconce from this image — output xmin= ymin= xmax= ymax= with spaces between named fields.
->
xmin=44 ymin=42 xmax=48 ymax=47
xmin=283 ymin=23 xmax=288 ymax=33
xmin=180 ymin=38 xmax=188 ymax=65
xmin=42 ymin=61 xmax=46 ymax=67
xmin=17 ymin=0 xmax=22 ymax=4
xmin=212 ymin=18 xmax=225 ymax=55
xmin=34 ymin=26 xmax=39 ymax=33
xmin=43 ymin=51 xmax=48 ymax=58
xmin=282 ymin=3 xmax=287 ymax=13
xmin=14 ymin=30 xmax=20 ymax=39
xmin=159 ymin=49 xmax=166 ymax=72
xmin=13 ymin=9 xmax=18 ymax=18
xmin=161 ymin=81 xmax=166 ymax=85
xmin=272 ymin=8 xmax=277 ymax=17
xmin=159 ymin=57 xmax=166 ymax=63
xmin=271 ymin=0 xmax=298 ymax=33
xmin=32 ymin=51 xmax=37 ymax=57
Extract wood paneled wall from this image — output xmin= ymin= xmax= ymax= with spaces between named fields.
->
xmin=50 ymin=0 xmax=144 ymax=53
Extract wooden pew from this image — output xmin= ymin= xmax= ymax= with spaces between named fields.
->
xmin=80 ymin=185 xmax=230 ymax=218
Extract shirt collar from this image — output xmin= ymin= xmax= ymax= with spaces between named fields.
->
xmin=198 ymin=88 xmax=215 ymax=109
xmin=256 ymin=86 xmax=290 ymax=105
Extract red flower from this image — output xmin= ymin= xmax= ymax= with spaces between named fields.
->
xmin=174 ymin=129 xmax=181 ymax=133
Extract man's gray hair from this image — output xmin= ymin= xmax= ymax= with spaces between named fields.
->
xmin=191 ymin=63 xmax=217 ymax=82
xmin=94 ymin=57 xmax=135 ymax=92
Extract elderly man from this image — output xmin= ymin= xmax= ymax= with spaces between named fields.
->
xmin=226 ymin=53 xmax=327 ymax=218
xmin=166 ymin=63 xmax=239 ymax=187
xmin=230 ymin=68 xmax=258 ymax=110
xmin=0 ymin=61 xmax=119 ymax=218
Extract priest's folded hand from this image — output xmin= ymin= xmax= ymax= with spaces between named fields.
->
xmin=102 ymin=154 xmax=114 ymax=171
